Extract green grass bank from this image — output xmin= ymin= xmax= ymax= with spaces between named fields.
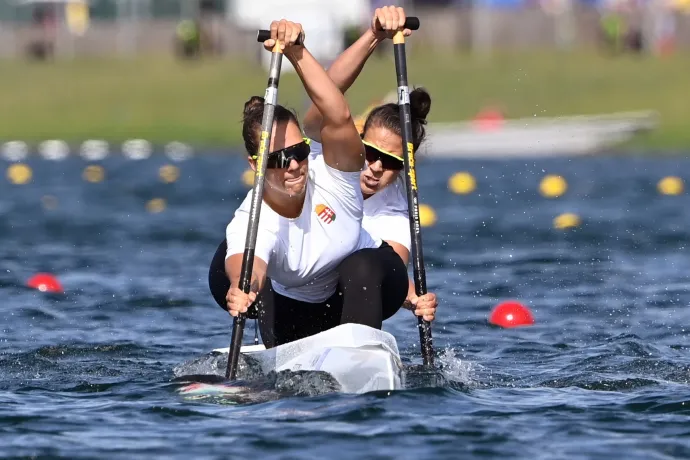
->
xmin=1 ymin=51 xmax=688 ymax=149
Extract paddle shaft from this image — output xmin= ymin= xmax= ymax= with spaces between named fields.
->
xmin=393 ymin=29 xmax=434 ymax=366
xmin=226 ymin=39 xmax=284 ymax=380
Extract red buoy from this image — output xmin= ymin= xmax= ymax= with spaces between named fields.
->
xmin=472 ymin=106 xmax=505 ymax=132
xmin=489 ymin=301 xmax=534 ymax=328
xmin=27 ymin=273 xmax=64 ymax=294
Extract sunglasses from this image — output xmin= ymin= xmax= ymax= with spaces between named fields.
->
xmin=252 ymin=138 xmax=311 ymax=169
xmin=362 ymin=140 xmax=405 ymax=171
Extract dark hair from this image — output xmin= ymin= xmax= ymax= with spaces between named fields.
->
xmin=362 ymin=87 xmax=431 ymax=151
xmin=242 ymin=96 xmax=301 ymax=155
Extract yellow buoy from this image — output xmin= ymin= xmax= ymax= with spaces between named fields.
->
xmin=146 ymin=198 xmax=167 ymax=214
xmin=540 ymin=175 xmax=567 ymax=198
xmin=553 ymin=212 xmax=580 ymax=230
xmin=419 ymin=204 xmax=437 ymax=227
xmin=448 ymin=171 xmax=476 ymax=195
xmin=241 ymin=169 xmax=255 ymax=187
xmin=82 ymin=165 xmax=105 ymax=183
xmin=657 ymin=176 xmax=683 ymax=196
xmin=6 ymin=163 xmax=32 ymax=185
xmin=159 ymin=164 xmax=180 ymax=184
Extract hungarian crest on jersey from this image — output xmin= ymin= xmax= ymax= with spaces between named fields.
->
xmin=315 ymin=204 xmax=336 ymax=224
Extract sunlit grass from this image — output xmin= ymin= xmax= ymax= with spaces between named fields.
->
xmin=1 ymin=50 xmax=687 ymax=148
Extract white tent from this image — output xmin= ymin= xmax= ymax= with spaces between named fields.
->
xmin=226 ymin=0 xmax=371 ymax=71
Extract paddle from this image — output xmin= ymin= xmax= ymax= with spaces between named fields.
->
xmin=225 ymin=30 xmax=303 ymax=380
xmin=391 ymin=19 xmax=435 ymax=366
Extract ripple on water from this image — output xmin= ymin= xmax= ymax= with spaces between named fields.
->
xmin=2 ymin=156 xmax=690 ymax=457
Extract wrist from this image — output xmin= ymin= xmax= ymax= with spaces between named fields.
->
xmin=403 ymin=298 xmax=414 ymax=311
xmin=365 ymin=28 xmax=385 ymax=47
xmin=284 ymin=46 xmax=304 ymax=62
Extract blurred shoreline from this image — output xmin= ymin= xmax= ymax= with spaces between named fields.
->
xmin=1 ymin=51 xmax=689 ymax=151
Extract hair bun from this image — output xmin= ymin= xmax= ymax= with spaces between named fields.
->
xmin=243 ymin=96 xmax=265 ymax=118
xmin=409 ymin=87 xmax=431 ymax=124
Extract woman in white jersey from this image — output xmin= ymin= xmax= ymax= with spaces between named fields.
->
xmin=303 ymin=5 xmax=439 ymax=322
xmin=208 ymin=19 xmax=410 ymax=348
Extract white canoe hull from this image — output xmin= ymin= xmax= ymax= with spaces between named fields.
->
xmin=213 ymin=323 xmax=403 ymax=394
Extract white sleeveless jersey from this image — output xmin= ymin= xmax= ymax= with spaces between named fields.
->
xmin=310 ymin=140 xmax=411 ymax=253
xmin=226 ymin=153 xmax=381 ymax=303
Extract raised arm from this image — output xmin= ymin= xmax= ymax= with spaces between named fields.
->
xmin=302 ymin=30 xmax=382 ymax=142
xmin=263 ymin=20 xmax=363 ymax=172
xmin=303 ymin=6 xmax=412 ymax=143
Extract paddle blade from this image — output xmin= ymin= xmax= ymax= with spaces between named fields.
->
xmin=171 ymin=374 xmax=229 ymax=385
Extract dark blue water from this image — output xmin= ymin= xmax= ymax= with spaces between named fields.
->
xmin=2 ymin=152 xmax=690 ymax=459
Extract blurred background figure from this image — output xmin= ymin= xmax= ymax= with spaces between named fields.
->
xmin=597 ymin=0 xmax=644 ymax=55
xmin=28 ymin=0 xmax=57 ymax=60
xmin=174 ymin=17 xmax=201 ymax=59
xmin=0 ymin=0 xmax=687 ymax=61
xmin=651 ymin=0 xmax=679 ymax=56
xmin=174 ymin=0 xmax=223 ymax=60
xmin=0 ymin=0 xmax=686 ymax=156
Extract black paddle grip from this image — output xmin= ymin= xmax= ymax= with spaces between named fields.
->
xmin=401 ymin=17 xmax=420 ymax=30
xmin=256 ymin=30 xmax=304 ymax=45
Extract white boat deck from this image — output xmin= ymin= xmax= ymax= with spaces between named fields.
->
xmin=213 ymin=323 xmax=403 ymax=394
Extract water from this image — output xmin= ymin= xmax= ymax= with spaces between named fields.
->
xmin=2 ymin=152 xmax=690 ymax=458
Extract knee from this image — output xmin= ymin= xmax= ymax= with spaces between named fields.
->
xmin=208 ymin=276 xmax=228 ymax=310
xmin=208 ymin=239 xmax=229 ymax=310
xmin=383 ymin=250 xmax=408 ymax=283
xmin=338 ymin=249 xmax=385 ymax=288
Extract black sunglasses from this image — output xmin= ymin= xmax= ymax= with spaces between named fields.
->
xmin=362 ymin=140 xmax=405 ymax=171
xmin=252 ymin=138 xmax=311 ymax=169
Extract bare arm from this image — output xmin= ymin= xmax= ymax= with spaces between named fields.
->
xmin=225 ymin=253 xmax=268 ymax=296
xmin=387 ymin=239 xmax=437 ymax=320
xmin=386 ymin=239 xmax=415 ymax=308
xmin=285 ymin=45 xmax=364 ymax=172
xmin=387 ymin=240 xmax=410 ymax=266
xmin=303 ymin=6 xmax=411 ymax=143
xmin=303 ymin=29 xmax=382 ymax=143
xmin=262 ymin=20 xmax=363 ymax=171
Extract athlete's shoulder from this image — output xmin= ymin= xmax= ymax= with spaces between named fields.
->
xmin=228 ymin=190 xmax=279 ymax=229
xmin=306 ymin=139 xmax=363 ymax=215
xmin=234 ymin=189 xmax=253 ymax=213
xmin=307 ymin=138 xmax=322 ymax=160
xmin=364 ymin=176 xmax=408 ymax=217
xmin=307 ymin=139 xmax=361 ymax=180
xmin=308 ymin=146 xmax=357 ymax=188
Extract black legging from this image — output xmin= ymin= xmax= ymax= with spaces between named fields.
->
xmin=208 ymin=239 xmax=408 ymax=348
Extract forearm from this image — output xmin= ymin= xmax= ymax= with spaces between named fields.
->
xmin=225 ymin=255 xmax=268 ymax=295
xmin=303 ymin=30 xmax=382 ymax=140
xmin=285 ymin=47 xmax=353 ymax=129
xmin=329 ymin=29 xmax=382 ymax=93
